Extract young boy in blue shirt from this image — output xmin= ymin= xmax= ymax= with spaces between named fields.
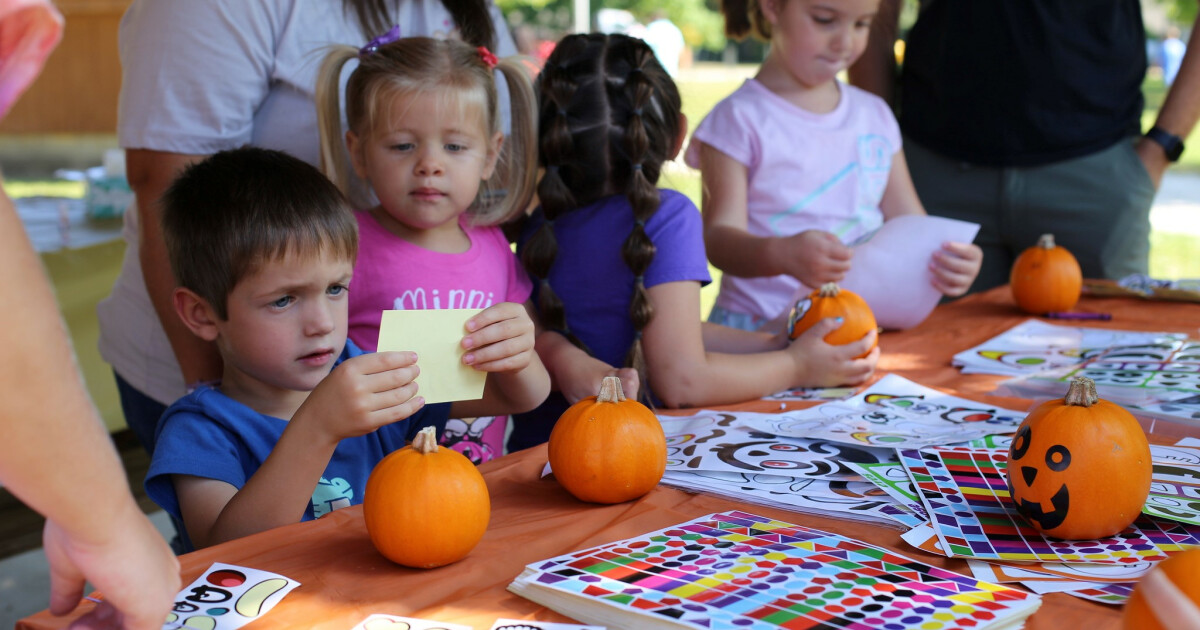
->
xmin=146 ymin=147 xmax=549 ymax=551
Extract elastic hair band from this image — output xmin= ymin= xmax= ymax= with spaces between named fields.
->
xmin=634 ymin=274 xmax=645 ymax=284
xmin=632 ymin=107 xmax=643 ymax=116
xmin=632 ymin=163 xmax=643 ymax=172
xmin=633 ymin=330 xmax=643 ymax=340
xmin=629 ymin=67 xmax=643 ymax=75
xmin=477 ymin=46 xmax=498 ymax=69
xmin=546 ymin=164 xmax=560 ymax=175
xmin=557 ymin=107 xmax=568 ymax=117
xmin=360 ymin=24 xmax=401 ymax=56
xmin=634 ymin=218 xmax=646 ymax=228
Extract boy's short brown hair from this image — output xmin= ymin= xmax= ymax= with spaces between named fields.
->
xmin=162 ymin=147 xmax=358 ymax=319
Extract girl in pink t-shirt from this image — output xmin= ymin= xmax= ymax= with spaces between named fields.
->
xmin=315 ymin=35 xmax=559 ymax=463
xmin=687 ymin=0 xmax=982 ymax=331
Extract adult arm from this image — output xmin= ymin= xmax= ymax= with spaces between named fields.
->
xmin=0 ymin=189 xmax=180 ymax=628
xmin=1136 ymin=14 xmax=1200 ymax=188
xmin=847 ymin=0 xmax=902 ymax=103
xmin=128 ymin=149 xmax=219 ymax=385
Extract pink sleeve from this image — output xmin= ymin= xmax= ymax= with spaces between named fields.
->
xmin=684 ymin=91 xmax=758 ymax=170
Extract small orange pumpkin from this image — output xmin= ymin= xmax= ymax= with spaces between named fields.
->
xmin=1005 ymin=376 xmax=1151 ymax=540
xmin=363 ymin=426 xmax=490 ymax=568
xmin=1124 ymin=549 xmax=1200 ymax=630
xmin=788 ymin=282 xmax=878 ymax=358
xmin=1010 ymin=233 xmax=1082 ymax=314
xmin=548 ymin=376 xmax=666 ymax=504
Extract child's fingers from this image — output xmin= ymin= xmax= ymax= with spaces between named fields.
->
xmin=463 ymin=319 xmax=534 ymax=353
xmin=464 ymin=302 xmax=524 ymax=333
xmin=465 ymin=350 xmax=534 ymax=373
xmin=351 ymin=350 xmax=419 ymax=375
xmin=363 ymin=363 xmax=420 ymax=393
xmin=372 ymin=394 xmax=427 ymax=426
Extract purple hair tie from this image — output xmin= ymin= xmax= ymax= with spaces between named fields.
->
xmin=360 ymin=24 xmax=401 ymax=56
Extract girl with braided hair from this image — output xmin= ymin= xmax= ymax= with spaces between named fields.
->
xmin=316 ymin=35 xmax=559 ymax=463
xmin=511 ymin=33 xmax=878 ymax=452
xmin=687 ymin=0 xmax=981 ymax=332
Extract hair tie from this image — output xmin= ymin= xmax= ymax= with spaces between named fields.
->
xmin=634 ymin=274 xmax=645 ymax=284
xmin=633 ymin=330 xmax=643 ymax=340
xmin=632 ymin=107 xmax=643 ymax=116
xmin=634 ymin=218 xmax=646 ymax=228
xmin=629 ymin=67 xmax=643 ymax=75
xmin=546 ymin=164 xmax=560 ymax=175
xmin=477 ymin=46 xmax=498 ymax=69
xmin=632 ymin=163 xmax=643 ymax=172
xmin=557 ymin=107 xmax=568 ymax=117
xmin=360 ymin=24 xmax=401 ymax=56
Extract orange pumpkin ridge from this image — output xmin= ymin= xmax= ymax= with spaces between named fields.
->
xmin=548 ymin=376 xmax=667 ymax=504
xmin=788 ymin=282 xmax=878 ymax=358
xmin=1010 ymin=233 xmax=1083 ymax=314
xmin=1005 ymin=377 xmax=1151 ymax=541
xmin=362 ymin=426 xmax=491 ymax=568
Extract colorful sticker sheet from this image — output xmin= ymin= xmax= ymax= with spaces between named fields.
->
xmin=951 ymin=319 xmax=1184 ymax=377
xmin=508 ymin=511 xmax=1041 ymax=630
xmin=163 ymin=563 xmax=299 ymax=630
xmin=898 ymin=446 xmax=1200 ymax=564
xmin=1146 ymin=459 xmax=1200 ymax=526
xmin=661 ymin=412 xmax=897 ymax=481
xmin=736 ymin=374 xmax=1025 ymax=448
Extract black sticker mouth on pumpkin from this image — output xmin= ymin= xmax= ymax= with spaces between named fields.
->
xmin=1016 ymin=483 xmax=1070 ymax=531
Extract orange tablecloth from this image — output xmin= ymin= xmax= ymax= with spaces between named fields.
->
xmin=19 ymin=285 xmax=1200 ymax=630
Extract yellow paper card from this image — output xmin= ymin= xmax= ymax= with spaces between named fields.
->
xmin=376 ymin=309 xmax=486 ymax=404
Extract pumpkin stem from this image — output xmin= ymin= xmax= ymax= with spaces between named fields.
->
xmin=598 ymin=376 xmax=627 ymax=403
xmin=818 ymin=283 xmax=841 ymax=298
xmin=412 ymin=426 xmax=440 ymax=454
xmin=1038 ymin=234 xmax=1056 ymax=249
xmin=1063 ymin=376 xmax=1099 ymax=407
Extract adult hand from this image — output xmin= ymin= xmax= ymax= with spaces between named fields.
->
xmin=1133 ymin=136 xmax=1170 ymax=190
xmin=44 ymin=505 xmax=180 ymax=630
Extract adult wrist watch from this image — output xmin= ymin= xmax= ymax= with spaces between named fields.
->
xmin=1145 ymin=126 xmax=1185 ymax=162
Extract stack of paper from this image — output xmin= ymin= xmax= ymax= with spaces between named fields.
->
xmin=509 ymin=511 xmax=1041 ymax=630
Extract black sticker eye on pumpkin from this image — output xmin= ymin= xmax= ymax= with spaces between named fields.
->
xmin=1011 ymin=425 xmax=1031 ymax=460
xmin=1045 ymin=445 xmax=1071 ymax=471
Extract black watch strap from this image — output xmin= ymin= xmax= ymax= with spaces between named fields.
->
xmin=1146 ymin=126 xmax=1185 ymax=162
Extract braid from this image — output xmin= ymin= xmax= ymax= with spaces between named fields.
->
xmin=525 ymin=34 xmax=681 ymax=404
xmin=618 ymin=47 xmax=661 ymax=403
xmin=521 ymin=34 xmax=598 ymax=352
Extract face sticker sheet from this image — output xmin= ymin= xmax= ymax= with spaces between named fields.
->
xmin=897 ymin=447 xmax=1200 ymax=564
xmin=760 ymin=386 xmax=858 ymax=402
xmin=163 ymin=563 xmax=299 ymax=630
xmin=735 ymin=374 xmax=1025 ymax=449
xmin=660 ymin=470 xmax=904 ymax=527
xmin=1146 ymin=453 xmax=1200 ymax=526
xmin=951 ymin=319 xmax=1185 ymax=377
xmin=508 ymin=511 xmax=1041 ymax=630
xmin=661 ymin=412 xmax=898 ymax=480
xmin=998 ymin=340 xmax=1200 ymax=406
xmin=488 ymin=619 xmax=604 ymax=629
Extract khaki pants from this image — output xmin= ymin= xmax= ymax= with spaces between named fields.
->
xmin=905 ymin=137 xmax=1156 ymax=294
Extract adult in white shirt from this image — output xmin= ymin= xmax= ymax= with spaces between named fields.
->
xmin=98 ymin=0 xmax=517 ymax=456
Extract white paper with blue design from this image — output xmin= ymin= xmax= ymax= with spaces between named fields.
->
xmin=733 ymin=374 xmax=1026 ymax=448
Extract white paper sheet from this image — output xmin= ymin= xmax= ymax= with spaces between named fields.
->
xmin=839 ymin=214 xmax=980 ymax=330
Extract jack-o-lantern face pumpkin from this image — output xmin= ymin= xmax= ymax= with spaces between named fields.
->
xmin=1005 ymin=377 xmax=1151 ymax=540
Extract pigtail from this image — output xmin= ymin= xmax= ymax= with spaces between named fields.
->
xmin=473 ymin=55 xmax=538 ymax=226
xmin=315 ymin=45 xmax=362 ymax=200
